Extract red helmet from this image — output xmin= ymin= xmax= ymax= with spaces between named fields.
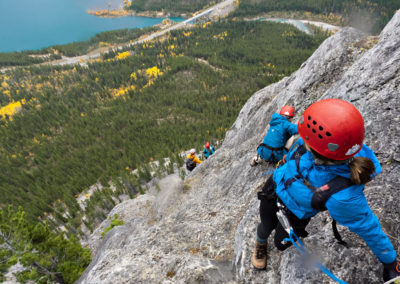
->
xmin=279 ymin=105 xmax=295 ymax=118
xmin=298 ymin=98 xmax=364 ymax=160
xmin=205 ymin=142 xmax=210 ymax=149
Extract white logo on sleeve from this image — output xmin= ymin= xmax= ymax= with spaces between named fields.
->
xmin=345 ymin=144 xmax=361 ymax=156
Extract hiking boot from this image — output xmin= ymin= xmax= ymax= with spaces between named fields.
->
xmin=250 ymin=155 xmax=261 ymax=167
xmin=251 ymin=240 xmax=267 ymax=270
xmin=383 ymin=260 xmax=400 ymax=283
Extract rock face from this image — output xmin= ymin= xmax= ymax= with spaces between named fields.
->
xmin=78 ymin=11 xmax=400 ymax=284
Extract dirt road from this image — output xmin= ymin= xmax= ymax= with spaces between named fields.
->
xmin=51 ymin=0 xmax=237 ymax=66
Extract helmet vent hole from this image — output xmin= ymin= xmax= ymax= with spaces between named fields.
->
xmin=307 ymin=124 xmax=310 ymax=128
xmin=308 ymin=116 xmax=311 ymax=120
xmin=312 ymin=120 xmax=317 ymax=125
xmin=312 ymin=129 xmax=316 ymax=133
xmin=319 ymin=126 xmax=323 ymax=131
xmin=326 ymin=132 xmax=332 ymax=137
xmin=318 ymin=134 xmax=323 ymax=139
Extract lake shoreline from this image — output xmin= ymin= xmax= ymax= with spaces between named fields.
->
xmin=0 ymin=0 xmax=179 ymax=53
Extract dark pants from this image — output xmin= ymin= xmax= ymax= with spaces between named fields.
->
xmin=257 ymin=176 xmax=310 ymax=251
xmin=257 ymin=146 xmax=287 ymax=163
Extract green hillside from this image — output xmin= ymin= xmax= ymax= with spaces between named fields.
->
xmin=232 ymin=0 xmax=399 ymax=33
xmin=128 ymin=0 xmax=221 ymax=15
xmin=0 ymin=206 xmax=91 ymax=283
xmin=127 ymin=0 xmax=399 ymax=34
xmin=0 ymin=27 xmax=158 ymax=67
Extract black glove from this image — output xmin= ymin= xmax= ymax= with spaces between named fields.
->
xmin=383 ymin=260 xmax=400 ymax=283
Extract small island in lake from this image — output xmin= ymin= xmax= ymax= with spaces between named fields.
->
xmin=88 ymin=0 xmax=134 ymax=18
xmin=88 ymin=9 xmax=134 ymax=18
xmin=88 ymin=0 xmax=177 ymax=18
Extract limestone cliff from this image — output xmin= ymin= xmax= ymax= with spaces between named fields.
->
xmin=78 ymin=11 xmax=400 ymax=284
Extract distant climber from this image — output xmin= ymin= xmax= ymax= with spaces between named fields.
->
xmin=186 ymin=148 xmax=202 ymax=172
xmin=251 ymin=99 xmax=400 ymax=283
xmin=202 ymin=142 xmax=215 ymax=159
xmin=251 ymin=105 xmax=298 ymax=167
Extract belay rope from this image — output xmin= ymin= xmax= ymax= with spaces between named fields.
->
xmin=276 ymin=202 xmax=348 ymax=284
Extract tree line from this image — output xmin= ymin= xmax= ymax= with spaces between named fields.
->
xmin=232 ymin=0 xmax=399 ymax=34
xmin=0 ymin=20 xmax=327 ymax=227
xmin=0 ymin=27 xmax=158 ymax=67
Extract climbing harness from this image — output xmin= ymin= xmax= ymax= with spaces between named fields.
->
xmin=276 ymin=201 xmax=348 ymax=284
xmin=257 ymin=143 xmax=285 ymax=152
xmin=256 ymin=143 xmax=285 ymax=164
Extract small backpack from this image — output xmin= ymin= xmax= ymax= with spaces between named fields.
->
xmin=186 ymin=158 xmax=196 ymax=171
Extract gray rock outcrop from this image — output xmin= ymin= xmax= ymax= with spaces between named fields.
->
xmin=78 ymin=11 xmax=400 ymax=284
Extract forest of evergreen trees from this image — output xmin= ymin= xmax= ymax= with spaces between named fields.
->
xmin=0 ymin=20 xmax=326 ymax=224
xmin=0 ymin=27 xmax=158 ymax=67
xmin=128 ymin=0 xmax=398 ymax=34
xmin=0 ymin=206 xmax=91 ymax=283
xmin=128 ymin=0 xmax=220 ymax=15
xmin=231 ymin=0 xmax=399 ymax=34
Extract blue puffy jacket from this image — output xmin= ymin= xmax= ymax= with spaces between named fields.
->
xmin=203 ymin=146 xmax=215 ymax=159
xmin=273 ymin=138 xmax=396 ymax=264
xmin=257 ymin=113 xmax=298 ymax=162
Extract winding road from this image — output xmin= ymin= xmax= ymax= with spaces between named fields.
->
xmin=50 ymin=0 xmax=237 ymax=66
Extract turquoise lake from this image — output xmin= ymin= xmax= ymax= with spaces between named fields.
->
xmin=0 ymin=0 xmax=182 ymax=53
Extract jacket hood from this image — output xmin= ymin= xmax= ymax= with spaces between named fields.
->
xmin=269 ymin=113 xmax=289 ymax=127
xmin=314 ymin=162 xmax=352 ymax=179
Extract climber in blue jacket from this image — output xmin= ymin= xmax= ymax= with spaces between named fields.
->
xmin=251 ymin=99 xmax=400 ymax=283
xmin=251 ymin=105 xmax=298 ymax=166
xmin=203 ymin=142 xmax=215 ymax=159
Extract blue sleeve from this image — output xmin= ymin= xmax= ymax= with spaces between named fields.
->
xmin=327 ymin=190 xmax=396 ymax=263
xmin=285 ymin=121 xmax=298 ymax=136
xmin=356 ymin=144 xmax=382 ymax=177
xmin=211 ymin=146 xmax=215 ymax=154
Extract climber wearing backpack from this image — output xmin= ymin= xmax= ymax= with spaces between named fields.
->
xmin=251 ymin=99 xmax=400 ymax=283
xmin=186 ymin=148 xmax=202 ymax=172
xmin=251 ymin=105 xmax=298 ymax=167
xmin=203 ymin=142 xmax=215 ymax=159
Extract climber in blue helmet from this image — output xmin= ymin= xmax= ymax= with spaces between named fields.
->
xmin=250 ymin=105 xmax=298 ymax=167
xmin=251 ymin=99 xmax=400 ymax=283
